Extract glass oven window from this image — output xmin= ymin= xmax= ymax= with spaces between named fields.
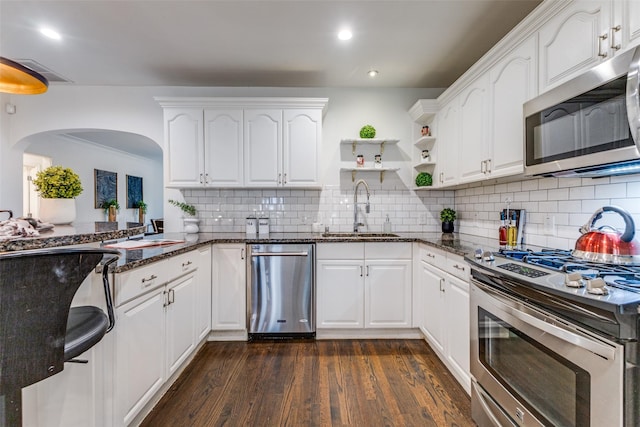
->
xmin=525 ymin=75 xmax=632 ymax=166
xmin=478 ymin=308 xmax=590 ymax=426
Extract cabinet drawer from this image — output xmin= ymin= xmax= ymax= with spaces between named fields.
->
xmin=317 ymin=243 xmax=364 ymax=259
xmin=420 ymin=244 xmax=446 ymax=268
xmin=115 ymin=262 xmax=168 ymax=306
xmin=445 ymin=256 xmax=469 ymax=281
xmin=164 ymin=250 xmax=199 ymax=280
xmin=365 ymin=242 xmax=411 ymax=259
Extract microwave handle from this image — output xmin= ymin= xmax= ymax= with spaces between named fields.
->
xmin=627 ymin=46 xmax=640 ymax=149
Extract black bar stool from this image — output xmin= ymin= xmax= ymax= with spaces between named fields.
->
xmin=0 ymin=247 xmax=120 ymax=426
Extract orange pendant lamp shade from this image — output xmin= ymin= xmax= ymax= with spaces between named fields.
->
xmin=0 ymin=57 xmax=48 ymax=94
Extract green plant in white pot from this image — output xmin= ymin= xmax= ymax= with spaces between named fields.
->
xmin=169 ymin=199 xmax=199 ymax=233
xmin=32 ymin=166 xmax=83 ymax=225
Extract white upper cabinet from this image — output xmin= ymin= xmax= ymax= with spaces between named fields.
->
xmin=283 ymin=109 xmax=322 ymax=187
xmin=487 ymin=35 xmax=537 ymax=179
xmin=244 ymin=109 xmax=282 ymax=187
xmin=164 ymin=108 xmax=204 ymax=187
xmin=435 ymin=99 xmax=459 ymax=187
xmin=204 ymin=109 xmax=244 ymax=187
xmin=619 ymin=0 xmax=640 ymax=49
xmin=538 ymin=1 xmax=612 ymax=91
xmin=458 ymin=75 xmax=489 ymax=183
xmin=156 ymin=98 xmax=327 ymax=189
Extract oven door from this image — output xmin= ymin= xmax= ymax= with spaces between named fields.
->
xmin=470 ymin=280 xmax=624 ymax=427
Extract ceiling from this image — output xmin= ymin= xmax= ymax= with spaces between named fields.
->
xmin=1 ymin=0 xmax=542 ymax=89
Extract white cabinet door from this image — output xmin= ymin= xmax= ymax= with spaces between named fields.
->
xmin=204 ymin=109 xmax=244 ymax=187
xmin=196 ymin=245 xmax=212 ymax=342
xmin=445 ymin=274 xmax=470 ymax=392
xmin=539 ymin=1 xmax=611 ymax=91
xmin=211 ymin=244 xmax=247 ymax=330
xmin=164 ymin=108 xmax=204 ymax=187
xmin=420 ymin=261 xmax=446 ymax=355
xmin=488 ymin=35 xmax=537 ymax=179
xmin=244 ymin=109 xmax=282 ymax=187
xmin=435 ymin=100 xmax=459 ymax=187
xmin=115 ymin=288 xmax=165 ymax=426
xmin=458 ymin=76 xmax=489 ymax=183
xmin=365 ymin=260 xmax=412 ymax=328
xmin=283 ymin=109 xmax=321 ymax=187
xmin=166 ymin=273 xmax=197 ymax=377
xmin=620 ymin=0 xmax=640 ymax=49
xmin=316 ymin=259 xmax=364 ymax=328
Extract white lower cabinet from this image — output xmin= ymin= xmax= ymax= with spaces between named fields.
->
xmin=196 ymin=245 xmax=212 ymax=342
xmin=112 ymin=249 xmax=201 ymax=426
xmin=316 ymin=243 xmax=412 ymax=330
xmin=416 ymin=244 xmax=470 ymax=394
xmin=211 ymin=244 xmax=247 ymax=332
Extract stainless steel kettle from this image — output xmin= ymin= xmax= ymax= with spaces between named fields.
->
xmin=572 ymin=206 xmax=640 ymax=265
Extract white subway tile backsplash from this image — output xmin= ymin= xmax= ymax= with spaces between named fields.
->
xmin=595 ymin=183 xmax=627 ymax=199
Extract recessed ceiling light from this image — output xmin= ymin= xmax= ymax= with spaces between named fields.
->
xmin=368 ymin=70 xmax=379 ymax=78
xmin=338 ymin=29 xmax=352 ymax=41
xmin=40 ymin=27 xmax=61 ymax=40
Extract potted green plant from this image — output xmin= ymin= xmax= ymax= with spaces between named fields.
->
xmin=440 ymin=208 xmax=456 ymax=233
xmin=102 ymin=199 xmax=120 ymax=222
xmin=32 ymin=165 xmax=83 ymax=224
xmin=135 ymin=200 xmax=147 ymax=224
xmin=169 ymin=199 xmax=199 ymax=233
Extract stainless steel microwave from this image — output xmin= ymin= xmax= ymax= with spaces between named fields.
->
xmin=524 ymin=46 xmax=640 ymax=177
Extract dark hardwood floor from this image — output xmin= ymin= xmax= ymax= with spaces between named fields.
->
xmin=141 ymin=339 xmax=474 ymax=427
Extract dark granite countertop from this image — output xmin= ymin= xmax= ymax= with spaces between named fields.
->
xmin=1 ymin=224 xmax=502 ymax=273
xmin=0 ymin=221 xmax=147 ymax=252
xmin=98 ymin=231 xmax=499 ymax=273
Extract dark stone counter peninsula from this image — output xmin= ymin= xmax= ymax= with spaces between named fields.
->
xmin=1 ymin=223 xmax=499 ymax=273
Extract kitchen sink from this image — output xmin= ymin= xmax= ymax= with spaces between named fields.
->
xmin=321 ymin=232 xmax=400 ymax=238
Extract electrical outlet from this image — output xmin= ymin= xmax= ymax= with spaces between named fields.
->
xmin=544 ymin=215 xmax=556 ymax=236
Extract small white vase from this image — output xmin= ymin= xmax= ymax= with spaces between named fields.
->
xmin=39 ymin=198 xmax=76 ymax=225
xmin=183 ymin=218 xmax=200 ymax=234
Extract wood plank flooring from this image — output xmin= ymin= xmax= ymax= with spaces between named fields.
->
xmin=141 ymin=340 xmax=474 ymax=427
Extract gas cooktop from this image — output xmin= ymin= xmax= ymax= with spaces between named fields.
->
xmin=498 ymin=249 xmax=640 ymax=293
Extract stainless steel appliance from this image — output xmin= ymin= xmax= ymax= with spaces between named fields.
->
xmin=524 ymin=45 xmax=640 ymax=178
xmin=248 ymin=243 xmax=315 ymax=339
xmin=467 ymin=249 xmax=640 ymax=426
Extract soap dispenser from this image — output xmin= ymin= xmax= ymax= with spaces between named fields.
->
xmin=383 ymin=215 xmax=392 ymax=233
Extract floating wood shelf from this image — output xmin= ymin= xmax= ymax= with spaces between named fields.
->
xmin=340 ymin=138 xmax=400 ymax=155
xmin=340 ymin=167 xmax=400 ymax=183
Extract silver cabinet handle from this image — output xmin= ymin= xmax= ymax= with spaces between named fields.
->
xmin=426 ymin=253 xmax=436 ymax=259
xmin=283 ymin=173 xmax=287 ymax=184
xmin=611 ymin=25 xmax=621 ymax=51
xmin=278 ymin=173 xmax=282 ymax=185
xmin=168 ymin=288 xmax=175 ymax=304
xmin=485 ymin=158 xmax=491 ymax=173
xmin=439 ymin=278 xmax=445 ymax=293
xmin=439 ymin=172 xmax=444 ymax=183
xmin=141 ymin=274 xmax=157 ymax=284
xmin=453 ymin=264 xmax=466 ymax=272
xmin=241 ymin=248 xmax=245 ymax=260
xmin=480 ymin=160 xmax=486 ymax=174
xmin=163 ymin=290 xmax=169 ymax=307
xmin=182 ymin=260 xmax=193 ymax=268
xmin=360 ymin=266 xmax=363 ymax=277
xmin=366 ymin=265 xmax=370 ymax=276
xmin=598 ymin=32 xmax=609 ymax=58
xmin=205 ymin=173 xmax=210 ymax=184
xmin=199 ymin=173 xmax=204 ymax=184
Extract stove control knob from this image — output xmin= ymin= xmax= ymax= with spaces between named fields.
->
xmin=482 ymin=251 xmax=495 ymax=262
xmin=565 ymin=272 xmax=585 ymax=288
xmin=586 ymin=278 xmax=609 ymax=295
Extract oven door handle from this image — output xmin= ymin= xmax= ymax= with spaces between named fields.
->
xmin=476 ymin=281 xmax=617 ymax=361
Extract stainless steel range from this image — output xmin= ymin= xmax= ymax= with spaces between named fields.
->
xmin=467 ymin=248 xmax=640 ymax=427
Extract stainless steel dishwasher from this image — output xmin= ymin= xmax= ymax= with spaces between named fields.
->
xmin=247 ymin=243 xmax=315 ymax=339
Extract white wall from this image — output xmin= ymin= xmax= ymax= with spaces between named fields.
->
xmin=23 ymin=133 xmax=163 ymax=224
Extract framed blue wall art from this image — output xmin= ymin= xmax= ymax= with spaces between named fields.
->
xmin=94 ymin=169 xmax=117 ymax=209
xmin=126 ymin=175 xmax=143 ymax=208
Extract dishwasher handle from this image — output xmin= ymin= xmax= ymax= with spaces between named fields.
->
xmin=251 ymin=251 xmax=309 ymax=257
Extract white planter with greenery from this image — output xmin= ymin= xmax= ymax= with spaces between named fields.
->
xmin=33 ymin=166 xmax=83 ymax=225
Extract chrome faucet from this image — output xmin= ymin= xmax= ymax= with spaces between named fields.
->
xmin=353 ymin=179 xmax=371 ymax=232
